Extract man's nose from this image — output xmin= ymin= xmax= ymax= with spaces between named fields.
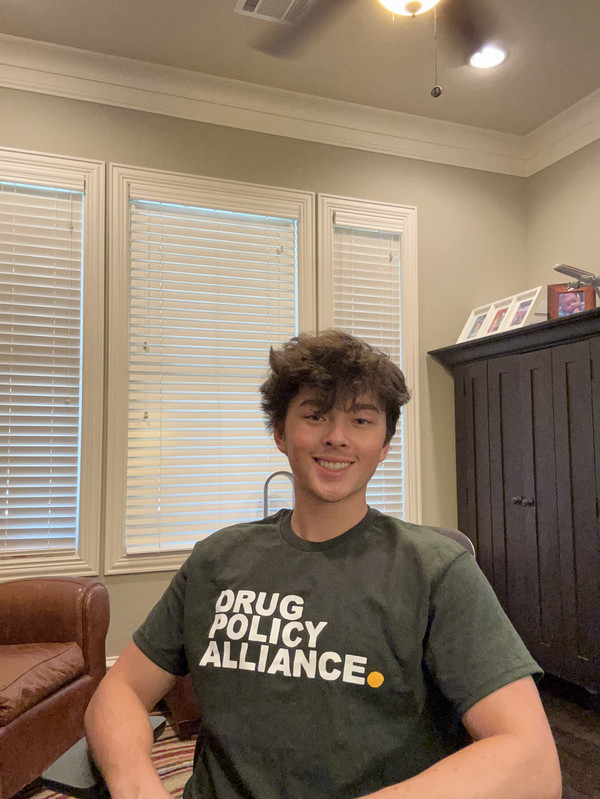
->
xmin=323 ymin=418 xmax=349 ymax=446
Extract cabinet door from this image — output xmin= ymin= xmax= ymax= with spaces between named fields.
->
xmin=592 ymin=337 xmax=600 ymax=688
xmin=454 ymin=362 xmax=492 ymax=583
xmin=487 ymin=355 xmax=521 ymax=612
xmin=488 ymin=351 xmax=563 ymax=674
xmin=553 ymin=340 xmax=600 ymax=690
xmin=516 ymin=349 xmax=563 ymax=675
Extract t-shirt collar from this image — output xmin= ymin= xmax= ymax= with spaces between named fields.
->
xmin=279 ymin=507 xmax=377 ymax=551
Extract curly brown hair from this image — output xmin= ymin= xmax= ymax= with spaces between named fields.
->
xmin=260 ymin=330 xmax=411 ymax=443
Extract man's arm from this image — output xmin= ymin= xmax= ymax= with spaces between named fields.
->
xmin=85 ymin=641 xmax=179 ymax=799
xmin=363 ymin=676 xmax=561 ymax=799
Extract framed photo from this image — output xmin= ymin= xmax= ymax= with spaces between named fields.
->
xmin=457 ymin=286 xmax=544 ymax=343
xmin=547 ymin=283 xmax=596 ymax=319
xmin=480 ymin=295 xmax=514 ymax=336
xmin=503 ymin=286 xmax=543 ymax=331
xmin=456 ymin=304 xmax=492 ymax=343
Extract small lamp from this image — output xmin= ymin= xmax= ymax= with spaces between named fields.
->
xmin=554 ymin=263 xmax=600 ymax=300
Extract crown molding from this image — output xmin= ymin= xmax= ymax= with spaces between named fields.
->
xmin=522 ymin=87 xmax=600 ymax=176
xmin=1 ymin=33 xmax=598 ymax=177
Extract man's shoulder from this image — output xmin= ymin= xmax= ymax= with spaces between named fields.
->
xmin=368 ymin=510 xmax=469 ymax=565
xmin=188 ymin=509 xmax=288 ymax=558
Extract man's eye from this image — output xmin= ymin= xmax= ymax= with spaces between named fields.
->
xmin=355 ymin=418 xmax=371 ymax=425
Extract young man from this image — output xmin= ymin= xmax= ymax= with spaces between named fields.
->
xmin=85 ymin=330 xmax=561 ymax=799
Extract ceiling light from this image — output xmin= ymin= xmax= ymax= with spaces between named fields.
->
xmin=378 ymin=0 xmax=442 ymax=16
xmin=469 ymin=45 xmax=507 ymax=69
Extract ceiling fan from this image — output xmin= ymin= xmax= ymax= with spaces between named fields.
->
xmin=255 ymin=0 xmax=495 ymax=65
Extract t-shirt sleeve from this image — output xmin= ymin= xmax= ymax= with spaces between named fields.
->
xmin=423 ymin=551 xmax=543 ymax=717
xmin=132 ymin=558 xmax=190 ymax=677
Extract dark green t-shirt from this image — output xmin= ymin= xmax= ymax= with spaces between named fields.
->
xmin=134 ymin=508 xmax=541 ymax=799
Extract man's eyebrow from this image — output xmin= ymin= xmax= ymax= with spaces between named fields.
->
xmin=297 ymin=398 xmax=323 ymax=408
xmin=350 ymin=403 xmax=381 ymax=413
xmin=296 ymin=398 xmax=381 ymax=413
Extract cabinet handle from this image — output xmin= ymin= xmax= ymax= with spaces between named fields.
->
xmin=511 ymin=496 xmax=535 ymax=507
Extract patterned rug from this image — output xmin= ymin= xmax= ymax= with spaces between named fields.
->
xmin=14 ymin=720 xmax=195 ymax=799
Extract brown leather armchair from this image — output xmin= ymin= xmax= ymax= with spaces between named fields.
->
xmin=0 ymin=576 xmax=110 ymax=799
xmin=163 ymin=673 xmax=201 ymax=739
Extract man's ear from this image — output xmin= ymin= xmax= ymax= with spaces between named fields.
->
xmin=378 ymin=440 xmax=391 ymax=463
xmin=274 ymin=426 xmax=287 ymax=455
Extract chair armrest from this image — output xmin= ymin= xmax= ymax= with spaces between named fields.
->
xmin=0 ymin=577 xmax=110 ymax=683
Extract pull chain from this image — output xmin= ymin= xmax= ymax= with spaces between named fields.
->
xmin=431 ymin=6 xmax=442 ymax=98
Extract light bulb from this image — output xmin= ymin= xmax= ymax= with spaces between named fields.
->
xmin=469 ymin=45 xmax=507 ymax=69
xmin=378 ymin=0 xmax=442 ymax=16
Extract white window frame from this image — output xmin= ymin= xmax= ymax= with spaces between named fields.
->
xmin=317 ymin=194 xmax=421 ymax=524
xmin=105 ymin=163 xmax=315 ymax=574
xmin=0 ymin=147 xmax=105 ymax=579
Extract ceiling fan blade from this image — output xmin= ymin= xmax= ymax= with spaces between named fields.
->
xmin=256 ymin=0 xmax=355 ymax=58
xmin=440 ymin=0 xmax=494 ymax=60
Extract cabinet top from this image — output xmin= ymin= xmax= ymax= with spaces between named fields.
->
xmin=429 ymin=306 xmax=600 ymax=371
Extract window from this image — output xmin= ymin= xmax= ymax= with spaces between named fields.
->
xmin=0 ymin=149 xmax=104 ymax=578
xmin=105 ymin=165 xmax=315 ymax=573
xmin=318 ymin=194 xmax=421 ymax=523
xmin=2 ymin=157 xmax=420 ymax=579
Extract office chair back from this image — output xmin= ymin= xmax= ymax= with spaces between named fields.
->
xmin=432 ymin=527 xmax=476 ymax=557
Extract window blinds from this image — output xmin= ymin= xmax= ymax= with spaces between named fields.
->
xmin=125 ymin=199 xmax=296 ymax=553
xmin=331 ymin=223 xmax=404 ymax=517
xmin=1 ymin=182 xmax=84 ymax=556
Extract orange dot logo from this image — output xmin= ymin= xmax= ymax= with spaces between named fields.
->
xmin=367 ymin=671 xmax=384 ymax=688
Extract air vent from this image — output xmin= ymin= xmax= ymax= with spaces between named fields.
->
xmin=234 ymin=0 xmax=311 ymax=24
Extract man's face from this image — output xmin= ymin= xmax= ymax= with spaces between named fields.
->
xmin=559 ymin=291 xmax=582 ymax=314
xmin=274 ymin=389 xmax=390 ymax=509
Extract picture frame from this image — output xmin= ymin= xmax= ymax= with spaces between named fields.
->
xmin=480 ymin=295 xmax=515 ymax=336
xmin=456 ymin=304 xmax=492 ymax=343
xmin=502 ymin=286 xmax=543 ymax=332
xmin=457 ymin=286 xmax=544 ymax=344
xmin=547 ymin=283 xmax=596 ymax=319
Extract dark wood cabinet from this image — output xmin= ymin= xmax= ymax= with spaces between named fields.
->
xmin=430 ymin=308 xmax=600 ymax=691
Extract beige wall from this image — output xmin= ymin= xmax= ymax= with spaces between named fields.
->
xmin=2 ymin=87 xmax=531 ymax=656
xmin=526 ymin=137 xmax=600 ymax=285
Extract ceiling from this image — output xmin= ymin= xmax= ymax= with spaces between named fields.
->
xmin=1 ymin=0 xmax=600 ymax=136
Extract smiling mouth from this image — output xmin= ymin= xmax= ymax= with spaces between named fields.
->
xmin=314 ymin=458 xmax=353 ymax=472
